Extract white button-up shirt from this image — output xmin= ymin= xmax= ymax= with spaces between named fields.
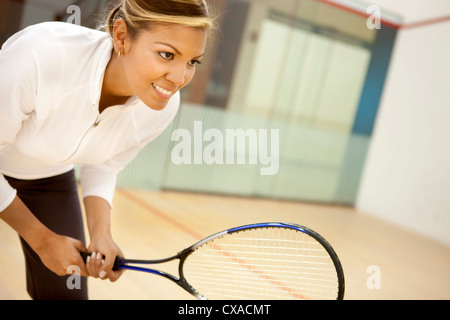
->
xmin=0 ymin=22 xmax=180 ymax=210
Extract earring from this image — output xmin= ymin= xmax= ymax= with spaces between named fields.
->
xmin=118 ymin=49 xmax=123 ymax=58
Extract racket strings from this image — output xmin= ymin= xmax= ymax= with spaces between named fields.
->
xmin=182 ymin=227 xmax=339 ymax=300
xmin=186 ymin=255 xmax=337 ymax=279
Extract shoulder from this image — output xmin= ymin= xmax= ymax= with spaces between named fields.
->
xmin=2 ymin=22 xmax=111 ymax=73
xmin=2 ymin=22 xmax=111 ymax=72
xmin=2 ymin=22 xmax=108 ymax=51
xmin=1 ymin=22 xmax=113 ymax=116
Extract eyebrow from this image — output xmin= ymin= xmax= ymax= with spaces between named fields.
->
xmin=155 ymin=42 xmax=204 ymax=59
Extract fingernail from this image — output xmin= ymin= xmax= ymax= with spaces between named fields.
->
xmin=97 ymin=252 xmax=102 ymax=260
xmin=101 ymin=259 xmax=105 ymax=265
xmin=91 ymin=252 xmax=96 ymax=259
xmin=99 ymin=271 xmax=106 ymax=278
xmin=87 ymin=256 xmax=90 ymax=263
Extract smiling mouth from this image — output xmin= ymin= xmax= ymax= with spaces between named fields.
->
xmin=152 ymin=83 xmax=175 ymax=97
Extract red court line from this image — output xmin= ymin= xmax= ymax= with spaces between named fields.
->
xmin=118 ymin=189 xmax=309 ymax=299
xmin=316 ymin=0 xmax=401 ymax=29
xmin=400 ymin=15 xmax=450 ymax=30
xmin=317 ymin=0 xmax=450 ymax=30
xmin=117 ymin=189 xmax=204 ymax=241
xmin=212 ymin=243 xmax=308 ymax=300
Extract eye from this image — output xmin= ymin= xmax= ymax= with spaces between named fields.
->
xmin=159 ymin=52 xmax=174 ymax=60
xmin=188 ymin=59 xmax=202 ymax=67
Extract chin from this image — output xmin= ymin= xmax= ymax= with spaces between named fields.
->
xmin=142 ymin=98 xmax=169 ymax=111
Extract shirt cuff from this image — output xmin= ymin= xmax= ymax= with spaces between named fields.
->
xmin=79 ymin=166 xmax=117 ymax=208
xmin=0 ymin=174 xmax=17 ymax=212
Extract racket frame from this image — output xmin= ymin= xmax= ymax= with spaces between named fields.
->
xmin=84 ymin=222 xmax=345 ymax=300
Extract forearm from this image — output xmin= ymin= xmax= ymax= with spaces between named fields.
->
xmin=0 ymin=196 xmax=53 ymax=252
xmin=83 ymin=196 xmax=112 ymax=239
xmin=83 ymin=195 xmax=124 ymax=280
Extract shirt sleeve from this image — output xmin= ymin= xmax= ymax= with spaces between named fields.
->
xmin=0 ymin=176 xmax=17 ymax=212
xmin=0 ymin=29 xmax=38 ymax=212
xmin=79 ymin=142 xmax=147 ymax=207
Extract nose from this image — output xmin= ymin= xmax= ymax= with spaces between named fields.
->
xmin=165 ymin=63 xmax=189 ymax=87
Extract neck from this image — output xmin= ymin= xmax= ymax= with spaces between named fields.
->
xmin=99 ymin=51 xmax=132 ymax=112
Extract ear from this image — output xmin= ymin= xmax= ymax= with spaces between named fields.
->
xmin=112 ymin=19 xmax=129 ymax=55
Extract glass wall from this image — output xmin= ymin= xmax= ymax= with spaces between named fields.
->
xmin=1 ymin=0 xmax=398 ymax=205
xmin=155 ymin=0 xmax=396 ymax=205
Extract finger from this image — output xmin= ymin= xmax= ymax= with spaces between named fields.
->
xmin=92 ymin=252 xmax=103 ymax=277
xmin=94 ymin=252 xmax=106 ymax=279
xmin=74 ymin=254 xmax=89 ymax=277
xmin=74 ymin=240 xmax=88 ymax=254
xmin=71 ymin=241 xmax=89 ymax=277
xmin=99 ymin=253 xmax=116 ymax=280
xmin=86 ymin=252 xmax=99 ymax=278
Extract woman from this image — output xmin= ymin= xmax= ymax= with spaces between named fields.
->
xmin=0 ymin=0 xmax=213 ymax=299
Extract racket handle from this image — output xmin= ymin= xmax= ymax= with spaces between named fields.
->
xmin=80 ymin=251 xmax=122 ymax=271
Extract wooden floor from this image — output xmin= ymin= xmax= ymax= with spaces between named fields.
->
xmin=0 ymin=189 xmax=449 ymax=300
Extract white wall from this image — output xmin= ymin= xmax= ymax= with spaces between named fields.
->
xmin=356 ymin=1 xmax=450 ymax=246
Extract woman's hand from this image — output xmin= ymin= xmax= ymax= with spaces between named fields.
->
xmin=86 ymin=234 xmax=124 ymax=282
xmin=83 ymin=196 xmax=125 ymax=282
xmin=0 ymin=196 xmax=89 ymax=277
xmin=35 ymin=233 xmax=89 ymax=277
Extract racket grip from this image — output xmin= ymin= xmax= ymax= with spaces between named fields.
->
xmin=80 ymin=251 xmax=122 ymax=271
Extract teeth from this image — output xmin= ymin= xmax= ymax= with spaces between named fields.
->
xmin=153 ymin=83 xmax=173 ymax=96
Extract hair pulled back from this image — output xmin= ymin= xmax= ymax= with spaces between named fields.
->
xmin=102 ymin=0 xmax=213 ymax=40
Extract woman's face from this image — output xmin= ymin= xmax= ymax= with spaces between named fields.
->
xmin=114 ymin=22 xmax=208 ymax=110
